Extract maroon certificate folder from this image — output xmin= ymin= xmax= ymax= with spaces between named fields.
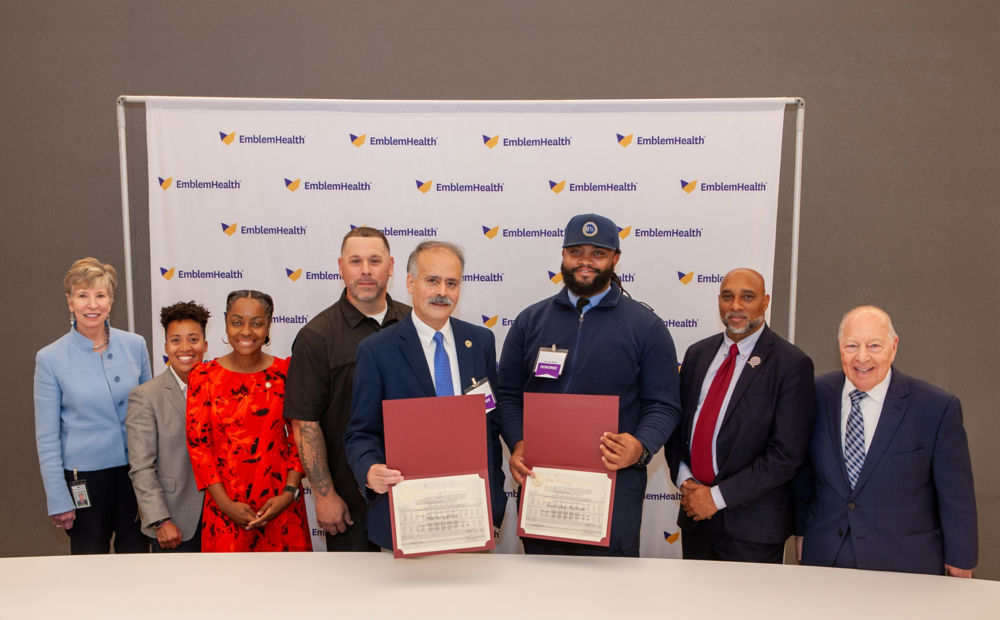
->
xmin=517 ymin=392 xmax=618 ymax=546
xmin=384 ymin=394 xmax=494 ymax=557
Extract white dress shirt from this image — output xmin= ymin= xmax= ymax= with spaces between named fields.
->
xmin=840 ymin=371 xmax=891 ymax=454
xmin=676 ymin=327 xmax=765 ymax=509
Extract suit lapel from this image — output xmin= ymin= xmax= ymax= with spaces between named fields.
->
xmin=824 ymin=376 xmax=851 ymax=491
xmin=721 ymin=327 xmax=774 ymax=421
xmin=853 ymin=369 xmax=909 ymax=493
xmin=685 ymin=334 xmax=723 ymax=438
xmin=451 ymin=320 xmax=477 ymax=394
xmin=398 ymin=316 xmax=436 ymax=396
xmin=161 ymin=371 xmax=186 ymax=417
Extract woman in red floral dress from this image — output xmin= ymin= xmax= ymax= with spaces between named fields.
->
xmin=186 ymin=290 xmax=311 ymax=552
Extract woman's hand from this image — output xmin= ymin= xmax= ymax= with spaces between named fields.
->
xmin=220 ymin=499 xmax=257 ymax=527
xmin=50 ymin=510 xmax=76 ymax=530
xmin=246 ymin=492 xmax=293 ymax=530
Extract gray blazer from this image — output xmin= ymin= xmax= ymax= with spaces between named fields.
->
xmin=126 ymin=370 xmax=204 ymax=540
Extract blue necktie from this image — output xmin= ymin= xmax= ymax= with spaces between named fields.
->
xmin=844 ymin=390 xmax=867 ymax=489
xmin=432 ymin=331 xmax=454 ymax=397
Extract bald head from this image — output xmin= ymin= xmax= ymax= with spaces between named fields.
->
xmin=838 ymin=305 xmax=897 ymax=342
xmin=718 ymin=268 xmax=769 ymax=341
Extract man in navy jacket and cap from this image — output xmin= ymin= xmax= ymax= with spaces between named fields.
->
xmin=497 ymin=213 xmax=682 ymax=556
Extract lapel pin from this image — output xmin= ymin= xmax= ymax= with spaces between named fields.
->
xmin=465 ymin=340 xmax=472 ymax=348
xmin=748 ymin=356 xmax=761 ymax=368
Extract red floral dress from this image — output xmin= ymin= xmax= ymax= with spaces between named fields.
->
xmin=186 ymin=357 xmax=312 ymax=552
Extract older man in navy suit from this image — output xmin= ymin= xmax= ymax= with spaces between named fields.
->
xmin=796 ymin=306 xmax=977 ymax=576
xmin=344 ymin=241 xmax=505 ymax=550
xmin=667 ymin=268 xmax=815 ymax=563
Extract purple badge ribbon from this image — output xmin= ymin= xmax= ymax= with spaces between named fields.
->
xmin=534 ymin=362 xmax=561 ymax=378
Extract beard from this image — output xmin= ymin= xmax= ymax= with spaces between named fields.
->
xmin=723 ymin=311 xmax=764 ymax=335
xmin=346 ymin=277 xmax=386 ymax=303
xmin=561 ymin=262 xmax=614 ymax=297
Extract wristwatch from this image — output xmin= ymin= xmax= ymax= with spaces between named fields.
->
xmin=283 ymin=485 xmax=301 ymax=501
xmin=634 ymin=446 xmax=651 ymax=468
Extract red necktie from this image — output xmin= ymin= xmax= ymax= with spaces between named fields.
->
xmin=691 ymin=343 xmax=740 ymax=484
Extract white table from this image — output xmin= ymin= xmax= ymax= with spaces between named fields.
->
xmin=1 ymin=552 xmax=996 ymax=619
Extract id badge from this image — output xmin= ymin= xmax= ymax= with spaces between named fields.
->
xmin=70 ymin=479 xmax=91 ymax=509
xmin=464 ymin=377 xmax=497 ymax=412
xmin=533 ymin=346 xmax=568 ymax=379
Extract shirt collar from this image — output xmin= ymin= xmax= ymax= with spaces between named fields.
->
xmin=340 ymin=289 xmax=398 ymax=328
xmin=410 ymin=312 xmax=454 ymax=347
xmin=566 ymin=284 xmax=614 ymax=312
xmin=843 ymin=369 xmax=892 ymax=406
xmin=167 ymin=365 xmax=187 ymax=392
xmin=723 ymin=323 xmax=765 ymax=357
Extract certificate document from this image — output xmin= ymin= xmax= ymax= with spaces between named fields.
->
xmin=519 ymin=466 xmax=613 ymax=543
xmin=390 ymin=473 xmax=492 ymax=556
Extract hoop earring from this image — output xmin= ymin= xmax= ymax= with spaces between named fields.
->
xmin=222 ymin=337 xmax=229 ymax=345
xmin=264 ymin=336 xmax=271 ymax=346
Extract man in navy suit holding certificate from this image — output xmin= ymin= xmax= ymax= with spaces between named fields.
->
xmin=345 ymin=241 xmax=506 ymax=551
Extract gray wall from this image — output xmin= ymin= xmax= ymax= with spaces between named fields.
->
xmin=3 ymin=1 xmax=997 ymax=577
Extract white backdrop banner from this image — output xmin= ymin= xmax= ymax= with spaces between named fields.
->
xmin=145 ymin=97 xmax=786 ymax=556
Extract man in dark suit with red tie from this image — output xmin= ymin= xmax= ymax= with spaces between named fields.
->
xmin=666 ymin=268 xmax=816 ymax=562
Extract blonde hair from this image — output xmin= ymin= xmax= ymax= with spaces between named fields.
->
xmin=64 ymin=257 xmax=118 ymax=299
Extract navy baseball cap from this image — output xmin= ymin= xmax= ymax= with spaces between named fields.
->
xmin=562 ymin=213 xmax=620 ymax=251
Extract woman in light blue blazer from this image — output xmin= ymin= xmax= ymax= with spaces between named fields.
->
xmin=34 ymin=257 xmax=152 ymax=554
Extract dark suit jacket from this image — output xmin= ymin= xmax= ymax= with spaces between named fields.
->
xmin=344 ymin=315 xmax=506 ymax=550
xmin=797 ymin=369 xmax=978 ymax=574
xmin=667 ymin=325 xmax=816 ymax=545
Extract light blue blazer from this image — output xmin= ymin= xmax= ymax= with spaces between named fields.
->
xmin=34 ymin=327 xmax=152 ymax=514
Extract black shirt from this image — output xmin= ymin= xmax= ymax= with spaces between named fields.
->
xmin=284 ymin=290 xmax=411 ymax=516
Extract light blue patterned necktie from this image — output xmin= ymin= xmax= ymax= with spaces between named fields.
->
xmin=844 ymin=390 xmax=867 ymax=489
xmin=432 ymin=331 xmax=454 ymax=397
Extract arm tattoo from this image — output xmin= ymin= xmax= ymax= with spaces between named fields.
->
xmin=296 ymin=421 xmax=334 ymax=496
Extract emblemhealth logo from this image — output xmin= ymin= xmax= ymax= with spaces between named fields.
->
xmin=484 ymin=134 xmax=571 ymax=148
xmin=547 ymin=271 xmax=563 ymax=284
xmin=286 ymin=267 xmax=342 ymax=282
xmin=677 ymin=271 xmax=723 ymax=285
xmin=286 ymin=176 xmax=372 ymax=192
xmin=228 ymin=222 xmax=307 ymax=236
xmin=221 ymin=131 xmax=305 ymax=145
xmin=664 ymin=531 xmax=680 ymax=544
xmin=617 ymin=133 xmax=633 ymax=147
xmin=350 ymin=133 xmax=367 ymax=147
xmin=618 ymin=225 xmax=632 ymax=240
xmin=221 ymin=222 xmax=238 ymax=237
xmin=550 ymin=178 xmax=637 ymax=193
xmin=635 ymin=227 xmax=703 ymax=239
xmin=416 ymin=179 xmax=433 ymax=194
xmin=162 ymin=355 xmax=170 ymax=366
xmin=158 ymin=175 xmax=240 ymax=190
xmin=352 ymin=224 xmax=438 ymax=238
xmin=481 ymin=315 xmax=498 ymax=328
xmin=160 ymin=267 xmax=175 ymax=280
xmin=680 ymin=179 xmax=698 ymax=194
xmin=482 ymin=225 xmax=499 ymax=239
xmin=360 ymin=133 xmax=438 ymax=147
xmin=419 ymin=179 xmax=503 ymax=193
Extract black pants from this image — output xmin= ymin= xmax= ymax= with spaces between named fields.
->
xmin=681 ymin=518 xmax=784 ymax=564
xmin=63 ymin=465 xmax=148 ymax=555
xmin=325 ymin=512 xmax=379 ymax=552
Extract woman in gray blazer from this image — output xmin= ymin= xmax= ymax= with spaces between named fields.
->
xmin=126 ymin=301 xmax=211 ymax=551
